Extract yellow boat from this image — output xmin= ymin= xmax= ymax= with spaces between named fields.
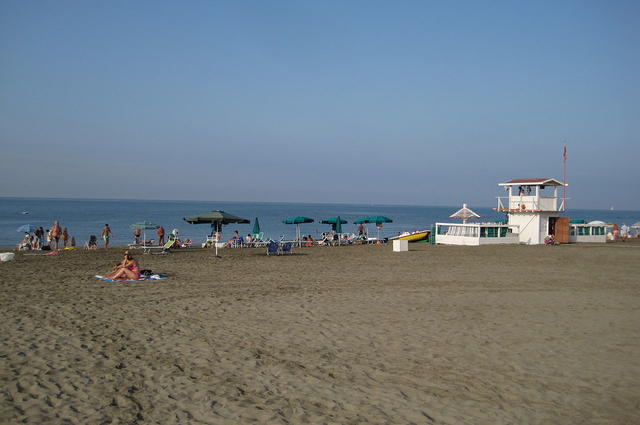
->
xmin=389 ymin=230 xmax=430 ymax=242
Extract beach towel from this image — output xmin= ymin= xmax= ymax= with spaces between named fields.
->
xmin=95 ymin=274 xmax=166 ymax=282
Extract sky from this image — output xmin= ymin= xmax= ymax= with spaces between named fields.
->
xmin=1 ymin=0 xmax=639 ymax=209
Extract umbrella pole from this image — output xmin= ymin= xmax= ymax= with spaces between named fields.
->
xmin=215 ymin=223 xmax=220 ymax=257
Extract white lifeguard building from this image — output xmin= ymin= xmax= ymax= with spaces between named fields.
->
xmin=434 ymin=178 xmax=569 ymax=246
xmin=495 ymin=178 xmax=568 ymax=244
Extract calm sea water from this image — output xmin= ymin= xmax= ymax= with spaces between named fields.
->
xmin=1 ymin=197 xmax=639 ymax=247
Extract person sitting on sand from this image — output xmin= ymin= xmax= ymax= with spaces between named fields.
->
xmin=224 ymin=230 xmax=240 ymax=247
xmin=17 ymin=233 xmax=32 ymax=250
xmin=104 ymin=251 xmax=141 ymax=281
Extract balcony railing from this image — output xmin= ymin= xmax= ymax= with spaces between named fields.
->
xmin=496 ymin=196 xmax=561 ymax=212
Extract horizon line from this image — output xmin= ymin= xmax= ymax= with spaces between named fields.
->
xmin=0 ymin=195 xmax=635 ymax=213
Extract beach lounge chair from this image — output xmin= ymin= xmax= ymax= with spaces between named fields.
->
xmin=144 ymin=239 xmax=175 ymax=254
xmin=266 ymin=241 xmax=279 ymax=256
xmin=280 ymin=242 xmax=293 ymax=255
xmin=252 ymin=233 xmax=269 ymax=247
xmin=128 ymin=239 xmax=155 ymax=249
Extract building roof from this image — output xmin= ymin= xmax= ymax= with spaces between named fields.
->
xmin=498 ymin=178 xmax=566 ymax=187
xmin=449 ymin=203 xmax=480 ymax=220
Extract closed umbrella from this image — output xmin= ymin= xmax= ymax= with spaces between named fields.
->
xmin=184 ymin=210 xmax=250 ymax=256
xmin=252 ymin=217 xmax=261 ymax=235
xmin=130 ymin=221 xmax=159 ymax=247
xmin=17 ymin=224 xmax=38 ymax=233
xmin=282 ymin=216 xmax=314 ymax=246
xmin=335 ymin=216 xmax=343 ymax=245
xmin=320 ymin=217 xmax=348 ymax=232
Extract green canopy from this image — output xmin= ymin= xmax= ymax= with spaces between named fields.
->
xmin=252 ymin=217 xmax=261 ymax=235
xmin=354 ymin=216 xmax=392 ymax=240
xmin=320 ymin=217 xmax=348 ymax=225
xmin=184 ymin=210 xmax=250 ymax=228
xmin=282 ymin=216 xmax=314 ymax=224
xmin=335 ymin=216 xmax=343 ymax=234
xmin=183 ymin=210 xmax=250 ymax=257
xmin=353 ymin=216 xmax=393 ymax=224
xmin=320 ymin=217 xmax=347 ymax=233
xmin=282 ymin=216 xmax=314 ymax=245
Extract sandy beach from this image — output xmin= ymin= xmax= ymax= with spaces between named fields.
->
xmin=1 ymin=241 xmax=639 ymax=424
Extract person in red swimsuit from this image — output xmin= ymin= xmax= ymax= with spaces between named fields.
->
xmin=104 ymin=251 xmax=141 ymax=280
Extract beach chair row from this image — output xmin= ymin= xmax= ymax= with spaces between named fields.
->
xmin=266 ymin=241 xmax=293 ymax=256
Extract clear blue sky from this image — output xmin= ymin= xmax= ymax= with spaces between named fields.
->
xmin=1 ymin=0 xmax=638 ymax=209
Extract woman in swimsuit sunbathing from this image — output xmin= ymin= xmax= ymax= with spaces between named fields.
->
xmin=104 ymin=251 xmax=141 ymax=280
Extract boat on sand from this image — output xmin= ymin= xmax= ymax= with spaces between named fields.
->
xmin=389 ymin=230 xmax=430 ymax=242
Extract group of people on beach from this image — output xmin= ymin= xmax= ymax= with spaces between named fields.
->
xmin=18 ymin=222 xmax=175 ymax=251
xmin=17 ymin=221 xmax=76 ymax=251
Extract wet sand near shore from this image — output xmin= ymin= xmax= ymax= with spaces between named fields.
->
xmin=1 ymin=241 xmax=639 ymax=424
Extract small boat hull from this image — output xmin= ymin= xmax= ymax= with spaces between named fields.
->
xmin=390 ymin=230 xmax=430 ymax=242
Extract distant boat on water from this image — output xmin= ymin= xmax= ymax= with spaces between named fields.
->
xmin=21 ymin=211 xmax=29 ymax=215
xmin=610 ymin=206 xmax=615 ymax=211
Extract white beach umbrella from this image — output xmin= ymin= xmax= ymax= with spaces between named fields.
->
xmin=587 ymin=220 xmax=607 ymax=226
xmin=449 ymin=203 xmax=480 ymax=224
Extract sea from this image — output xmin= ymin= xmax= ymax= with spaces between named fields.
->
xmin=1 ymin=197 xmax=639 ymax=248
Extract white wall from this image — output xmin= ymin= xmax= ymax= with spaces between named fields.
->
xmin=569 ymin=234 xmax=606 ymax=243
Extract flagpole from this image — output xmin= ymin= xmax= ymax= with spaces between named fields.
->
xmin=563 ymin=144 xmax=567 ymax=211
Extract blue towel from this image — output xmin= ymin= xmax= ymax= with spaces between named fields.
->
xmin=95 ymin=275 xmax=166 ymax=282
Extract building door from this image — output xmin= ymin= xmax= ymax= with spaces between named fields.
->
xmin=552 ymin=217 xmax=570 ymax=243
xmin=549 ymin=217 xmax=557 ymax=236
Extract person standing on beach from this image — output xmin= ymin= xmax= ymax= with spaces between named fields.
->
xmin=50 ymin=221 xmax=61 ymax=251
xmin=61 ymin=227 xmax=69 ymax=248
xmin=156 ymin=225 xmax=165 ymax=245
xmin=33 ymin=227 xmax=42 ymax=249
xmin=101 ymin=224 xmax=112 ymax=248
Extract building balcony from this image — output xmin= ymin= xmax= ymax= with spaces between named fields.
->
xmin=495 ymin=196 xmax=563 ymax=212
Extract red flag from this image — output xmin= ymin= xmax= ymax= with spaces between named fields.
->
xmin=563 ymin=145 xmax=567 ymax=161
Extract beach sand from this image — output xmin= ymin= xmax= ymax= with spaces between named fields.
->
xmin=1 ymin=241 xmax=639 ymax=424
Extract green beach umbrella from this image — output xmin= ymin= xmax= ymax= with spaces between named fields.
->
xmin=282 ymin=216 xmax=314 ymax=245
xmin=129 ymin=221 xmax=159 ymax=247
xmin=335 ymin=216 xmax=343 ymax=234
xmin=353 ymin=216 xmax=393 ymax=240
xmin=335 ymin=216 xmax=343 ymax=245
xmin=320 ymin=217 xmax=348 ymax=232
xmin=353 ymin=216 xmax=393 ymax=224
xmin=183 ymin=210 xmax=250 ymax=227
xmin=183 ymin=210 xmax=250 ymax=256
xmin=252 ymin=217 xmax=261 ymax=235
